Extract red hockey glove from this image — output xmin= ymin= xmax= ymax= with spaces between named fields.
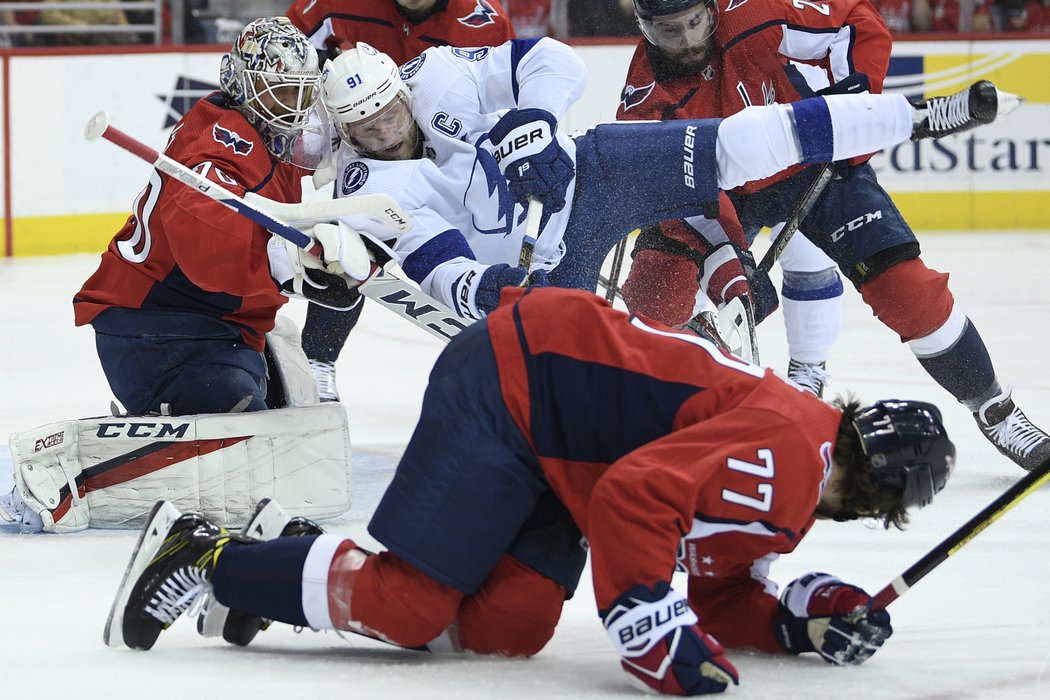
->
xmin=774 ymin=572 xmax=892 ymax=666
xmin=602 ymin=582 xmax=739 ymax=696
xmin=701 ymin=243 xmax=778 ymax=324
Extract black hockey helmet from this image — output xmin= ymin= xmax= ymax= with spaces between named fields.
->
xmin=851 ymin=400 xmax=956 ymax=509
xmin=633 ymin=0 xmax=714 ymax=21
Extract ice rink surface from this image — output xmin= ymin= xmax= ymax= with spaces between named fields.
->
xmin=3 ymin=234 xmax=1050 ymax=699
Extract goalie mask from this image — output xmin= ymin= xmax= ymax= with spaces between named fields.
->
xmin=322 ymin=43 xmax=420 ymax=160
xmin=633 ymin=0 xmax=717 ymax=69
xmin=220 ymin=16 xmax=331 ymax=169
xmin=853 ymin=400 xmax=956 ymax=510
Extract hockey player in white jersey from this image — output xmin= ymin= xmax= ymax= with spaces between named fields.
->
xmin=287 ymin=37 xmax=1019 ymax=323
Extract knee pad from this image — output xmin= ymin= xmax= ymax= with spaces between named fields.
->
xmin=8 ymin=403 xmax=351 ymax=532
xmin=860 ymin=257 xmax=954 ymax=342
xmin=453 ymin=555 xmax=566 ymax=657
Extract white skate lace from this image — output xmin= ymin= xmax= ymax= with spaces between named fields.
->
xmin=981 ymin=407 xmax=1046 ymax=458
xmin=144 ymin=567 xmax=211 ymax=625
xmin=309 ymin=359 xmax=339 ymax=401
xmin=925 ymin=91 xmax=972 ymax=132
xmin=787 ymin=361 xmax=827 ymax=397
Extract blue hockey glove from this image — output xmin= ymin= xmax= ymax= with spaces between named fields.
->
xmin=774 ymin=572 xmax=892 ymax=666
xmin=475 ymin=264 xmax=549 ymax=315
xmin=602 ymin=582 xmax=739 ymax=696
xmin=489 ymin=108 xmax=575 ymax=213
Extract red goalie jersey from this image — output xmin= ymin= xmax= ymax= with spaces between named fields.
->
xmin=488 ymin=287 xmax=844 ymax=653
xmin=74 ymin=95 xmax=306 ymax=351
xmin=618 ymin=0 xmax=892 ymax=194
xmin=286 ymin=0 xmax=515 ymax=65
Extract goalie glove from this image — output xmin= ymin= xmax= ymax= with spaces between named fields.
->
xmin=267 ymin=230 xmax=363 ymax=311
xmin=601 ymin=583 xmax=739 ymax=696
xmin=489 ymin=108 xmax=575 ymax=213
xmin=701 ymin=243 xmax=779 ymax=325
xmin=774 ymin=572 xmax=892 ymax=666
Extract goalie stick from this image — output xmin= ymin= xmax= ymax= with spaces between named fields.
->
xmin=871 ymin=457 xmax=1050 ymax=610
xmin=84 ymin=112 xmax=468 ymax=343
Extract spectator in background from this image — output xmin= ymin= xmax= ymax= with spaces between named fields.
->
xmin=874 ymin=0 xmax=932 ymax=32
xmin=927 ymin=0 xmax=992 ymax=31
xmin=1 ymin=0 xmax=40 ymax=46
xmin=568 ymin=0 xmax=638 ymax=36
xmin=1020 ymin=0 xmax=1050 ymax=29
xmin=39 ymin=0 xmax=136 ymax=44
xmin=505 ymin=0 xmax=554 ymax=36
xmin=993 ymin=0 xmax=1030 ymax=28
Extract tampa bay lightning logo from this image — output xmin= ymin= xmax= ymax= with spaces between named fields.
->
xmin=341 ymin=162 xmax=369 ymax=195
xmin=401 ymin=54 xmax=425 ymax=80
xmin=458 ymin=0 xmax=498 ymax=28
xmin=620 ymin=82 xmax=655 ymax=112
xmin=212 ymin=124 xmax=253 ymax=155
xmin=451 ymin=47 xmax=490 ymax=62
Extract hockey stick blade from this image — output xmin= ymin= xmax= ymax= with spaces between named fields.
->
xmin=870 ymin=457 xmax=1050 ymax=610
xmin=715 ymin=296 xmax=760 ymax=364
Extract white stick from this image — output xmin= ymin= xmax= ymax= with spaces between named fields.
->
xmin=84 ymin=111 xmax=468 ymax=342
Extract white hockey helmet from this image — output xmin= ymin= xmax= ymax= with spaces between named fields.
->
xmin=219 ymin=16 xmax=325 ymax=166
xmin=322 ymin=43 xmax=418 ymax=158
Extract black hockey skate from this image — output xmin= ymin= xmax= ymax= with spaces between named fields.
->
xmin=104 ymin=501 xmax=231 ymax=650
xmin=974 ymin=389 xmax=1050 ymax=472
xmin=196 ymin=498 xmax=324 ymax=646
xmin=911 ymin=80 xmax=1023 ymax=140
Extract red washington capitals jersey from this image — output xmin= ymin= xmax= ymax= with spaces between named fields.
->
xmin=74 ymin=95 xmax=306 ymax=351
xmin=487 ymin=286 xmax=843 ymax=653
xmin=286 ymin=0 xmax=515 ymax=65
xmin=618 ymin=0 xmax=891 ymax=194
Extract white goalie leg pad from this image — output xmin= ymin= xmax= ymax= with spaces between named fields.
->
xmin=8 ymin=403 xmax=351 ymax=533
xmin=266 ymin=315 xmax=320 ymax=407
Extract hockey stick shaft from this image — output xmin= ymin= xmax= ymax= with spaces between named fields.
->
xmin=85 ymin=112 xmax=468 ymax=342
xmin=756 ymin=164 xmax=834 ymax=273
xmin=518 ymin=197 xmax=544 ymax=276
xmin=871 ymin=458 xmax=1050 ymax=610
xmin=605 ymin=237 xmax=628 ymax=303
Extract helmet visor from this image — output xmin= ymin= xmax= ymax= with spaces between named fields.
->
xmin=340 ymin=94 xmax=416 ymax=159
xmin=639 ymin=4 xmax=717 ymax=53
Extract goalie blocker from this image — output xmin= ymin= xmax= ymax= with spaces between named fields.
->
xmin=4 ymin=317 xmax=352 ymax=533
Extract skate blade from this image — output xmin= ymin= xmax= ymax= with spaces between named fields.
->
xmin=103 ymin=500 xmax=182 ymax=648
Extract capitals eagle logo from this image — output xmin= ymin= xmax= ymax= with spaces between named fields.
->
xmin=458 ymin=0 xmax=499 ymax=28
xmin=212 ymin=124 xmax=253 ymax=155
xmin=620 ymin=82 xmax=656 ymax=112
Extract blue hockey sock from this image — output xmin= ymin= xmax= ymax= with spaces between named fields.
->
xmin=791 ymin=98 xmax=834 ymax=164
xmin=212 ymin=535 xmax=321 ymax=627
xmin=915 ymin=319 xmax=997 ymax=405
xmin=781 ymin=268 xmax=843 ymax=301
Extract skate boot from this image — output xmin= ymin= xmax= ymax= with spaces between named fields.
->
xmin=974 ymin=388 xmax=1050 ymax=472
xmin=196 ymin=498 xmax=324 ymax=646
xmin=911 ymin=80 xmax=1023 ymax=140
xmin=787 ymin=359 xmax=828 ymax=398
xmin=104 ymin=501 xmax=231 ymax=650
xmin=309 ymin=359 xmax=340 ymax=402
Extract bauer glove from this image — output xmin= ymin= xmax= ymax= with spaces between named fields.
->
xmin=602 ymin=582 xmax=739 ymax=696
xmin=774 ymin=571 xmax=892 ymax=666
xmin=474 ymin=264 xmax=550 ymax=316
xmin=489 ymin=108 xmax=575 ymax=213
